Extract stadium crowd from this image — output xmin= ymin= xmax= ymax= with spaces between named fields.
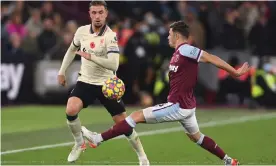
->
xmin=1 ymin=1 xmax=276 ymax=108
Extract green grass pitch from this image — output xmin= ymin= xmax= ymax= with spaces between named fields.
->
xmin=1 ymin=106 xmax=276 ymax=165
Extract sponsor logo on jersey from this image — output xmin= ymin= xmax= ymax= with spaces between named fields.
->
xmin=169 ymin=65 xmax=179 ymax=72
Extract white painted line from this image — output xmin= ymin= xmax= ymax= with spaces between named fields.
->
xmin=1 ymin=113 xmax=276 ymax=156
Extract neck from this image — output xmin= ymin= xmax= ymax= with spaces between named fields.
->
xmin=92 ymin=24 xmax=104 ymax=33
xmin=175 ymin=39 xmax=187 ymax=49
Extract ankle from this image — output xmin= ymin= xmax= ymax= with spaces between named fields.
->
xmin=138 ymin=155 xmax=148 ymax=161
xmin=95 ymin=134 xmax=103 ymax=143
xmin=223 ymin=154 xmax=231 ymax=161
xmin=75 ymin=133 xmax=84 ymax=145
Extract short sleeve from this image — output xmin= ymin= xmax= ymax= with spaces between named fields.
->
xmin=106 ymin=32 xmax=120 ymax=54
xmin=179 ymin=44 xmax=202 ymax=62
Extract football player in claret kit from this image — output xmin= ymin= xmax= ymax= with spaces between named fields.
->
xmin=57 ymin=0 xmax=149 ymax=165
xmin=81 ymin=21 xmax=250 ymax=166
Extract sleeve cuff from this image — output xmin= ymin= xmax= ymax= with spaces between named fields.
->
xmin=72 ymin=41 xmax=80 ymax=48
xmin=196 ymin=50 xmax=203 ymax=62
xmin=107 ymin=51 xmax=120 ymax=54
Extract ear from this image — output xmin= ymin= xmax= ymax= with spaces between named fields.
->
xmin=174 ymin=33 xmax=179 ymax=40
xmin=88 ymin=10 xmax=91 ymax=17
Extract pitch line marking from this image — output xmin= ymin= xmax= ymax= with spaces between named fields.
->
xmin=1 ymin=113 xmax=276 ymax=155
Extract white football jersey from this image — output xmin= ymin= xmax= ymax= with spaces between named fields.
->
xmin=73 ymin=24 xmax=119 ymax=85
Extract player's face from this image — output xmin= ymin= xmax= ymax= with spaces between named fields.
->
xmin=168 ymin=28 xmax=176 ymax=48
xmin=89 ymin=5 xmax=108 ymax=28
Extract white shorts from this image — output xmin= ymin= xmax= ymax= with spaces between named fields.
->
xmin=142 ymin=102 xmax=199 ymax=134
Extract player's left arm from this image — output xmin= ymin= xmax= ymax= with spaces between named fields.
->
xmin=199 ymin=50 xmax=250 ymax=77
xmin=76 ymin=33 xmax=119 ymax=71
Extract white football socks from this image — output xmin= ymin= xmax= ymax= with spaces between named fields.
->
xmin=95 ymin=134 xmax=104 ymax=143
xmin=125 ymin=116 xmax=137 ymax=127
xmin=127 ymin=130 xmax=147 ymax=160
xmin=67 ymin=117 xmax=84 ymax=146
xmin=125 ymin=116 xmax=146 ymax=158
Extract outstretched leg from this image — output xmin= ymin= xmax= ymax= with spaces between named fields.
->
xmin=81 ymin=110 xmax=145 ymax=146
xmin=83 ymin=102 xmax=181 ymax=144
xmin=81 ymin=102 xmax=191 ymax=164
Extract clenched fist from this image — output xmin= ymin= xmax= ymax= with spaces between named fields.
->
xmin=58 ymin=75 xmax=66 ymax=86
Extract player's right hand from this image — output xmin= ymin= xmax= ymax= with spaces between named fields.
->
xmin=58 ymin=75 xmax=66 ymax=86
xmin=76 ymin=51 xmax=92 ymax=60
xmin=234 ymin=62 xmax=250 ymax=77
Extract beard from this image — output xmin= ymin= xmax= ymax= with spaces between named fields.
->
xmin=94 ymin=21 xmax=102 ymax=28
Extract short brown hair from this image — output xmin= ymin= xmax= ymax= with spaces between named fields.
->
xmin=89 ymin=0 xmax=107 ymax=9
xmin=169 ymin=21 xmax=189 ymax=38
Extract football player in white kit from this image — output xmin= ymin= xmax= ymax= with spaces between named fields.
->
xmin=57 ymin=1 xmax=149 ymax=165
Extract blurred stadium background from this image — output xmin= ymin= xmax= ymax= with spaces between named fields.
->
xmin=1 ymin=1 xmax=276 ymax=165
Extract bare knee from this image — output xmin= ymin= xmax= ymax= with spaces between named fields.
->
xmin=186 ymin=131 xmax=202 ymax=143
xmin=130 ymin=110 xmax=145 ymax=123
xmin=66 ymin=97 xmax=83 ymax=116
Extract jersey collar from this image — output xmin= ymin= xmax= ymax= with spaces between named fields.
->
xmin=90 ymin=24 xmax=107 ymax=36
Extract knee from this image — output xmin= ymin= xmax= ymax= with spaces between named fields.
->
xmin=66 ymin=98 xmax=82 ymax=116
xmin=66 ymin=104 xmax=80 ymax=116
xmin=113 ymin=112 xmax=127 ymax=124
xmin=66 ymin=97 xmax=83 ymax=116
xmin=187 ymin=132 xmax=204 ymax=144
xmin=188 ymin=135 xmax=198 ymax=143
xmin=66 ymin=103 xmax=81 ymax=121
xmin=130 ymin=110 xmax=145 ymax=123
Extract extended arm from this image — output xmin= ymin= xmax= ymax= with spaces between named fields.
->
xmin=199 ymin=51 xmax=250 ymax=77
